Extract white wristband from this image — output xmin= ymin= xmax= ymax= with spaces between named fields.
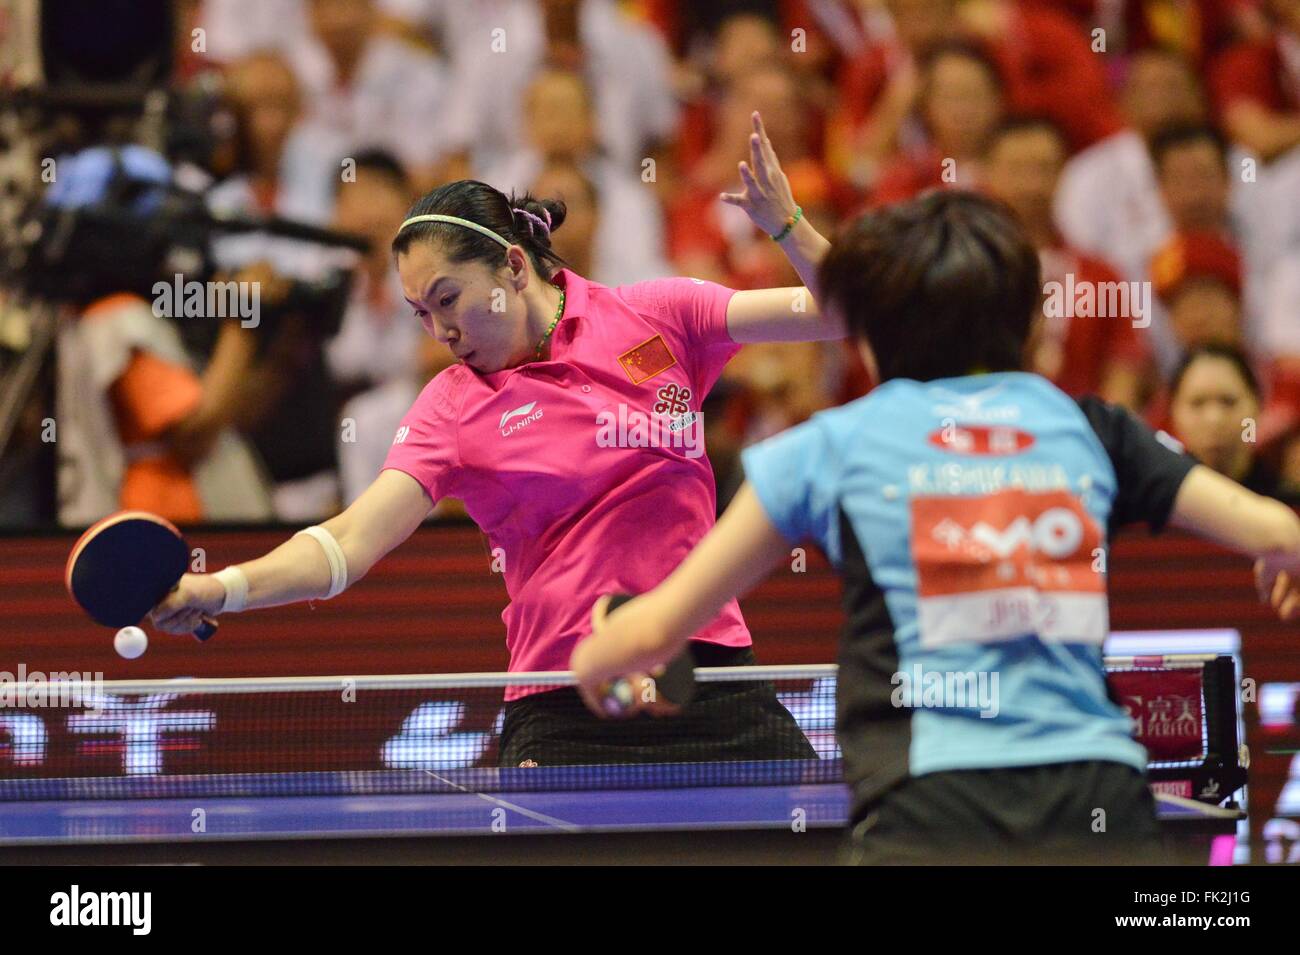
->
xmin=213 ymin=566 xmax=249 ymax=614
xmin=295 ymin=525 xmax=349 ymax=599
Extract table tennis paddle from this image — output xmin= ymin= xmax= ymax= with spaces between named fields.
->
xmin=65 ymin=510 xmax=217 ymax=641
xmin=595 ymin=593 xmax=695 ymax=714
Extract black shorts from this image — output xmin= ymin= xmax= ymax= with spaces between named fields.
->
xmin=845 ymin=760 xmax=1164 ymax=865
xmin=498 ymin=643 xmax=818 ymax=766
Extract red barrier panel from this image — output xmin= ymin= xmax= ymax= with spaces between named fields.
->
xmin=1 ymin=519 xmax=1296 ymax=854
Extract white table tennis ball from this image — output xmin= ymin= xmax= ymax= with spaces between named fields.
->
xmin=114 ymin=626 xmax=148 ymax=659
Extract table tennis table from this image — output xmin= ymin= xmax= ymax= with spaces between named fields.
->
xmin=0 ymin=764 xmax=1244 ymax=865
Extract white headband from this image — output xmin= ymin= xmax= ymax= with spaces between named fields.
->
xmin=396 ymin=213 xmax=512 ymax=249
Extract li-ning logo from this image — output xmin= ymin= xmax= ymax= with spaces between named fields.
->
xmin=393 ymin=425 xmax=411 ymax=445
xmin=499 ymin=401 xmax=543 ymax=436
xmin=50 ymin=885 xmax=151 ymax=935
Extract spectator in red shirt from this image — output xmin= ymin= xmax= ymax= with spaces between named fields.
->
xmin=959 ymin=0 xmax=1125 ymax=149
xmin=828 ymin=0 xmax=1124 ymax=196
xmin=1210 ymin=0 xmax=1300 ymax=159
xmin=824 ymin=0 xmax=953 ymax=192
xmin=983 ymin=117 xmax=1150 ymax=409
xmin=674 ymin=13 xmax=786 ymax=178
xmin=871 ymin=40 xmax=1005 ymax=206
xmin=1024 ymin=0 xmax=1259 ymax=70
xmin=1152 ymin=230 xmax=1245 ymax=350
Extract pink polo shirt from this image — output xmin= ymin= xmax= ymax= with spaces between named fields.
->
xmin=382 ymin=269 xmax=750 ymax=690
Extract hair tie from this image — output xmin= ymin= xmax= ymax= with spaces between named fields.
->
xmin=513 ymin=206 xmax=552 ymax=238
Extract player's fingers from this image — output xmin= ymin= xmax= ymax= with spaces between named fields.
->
xmin=1273 ymin=571 xmax=1292 ymax=609
xmin=753 ymin=112 xmax=780 ymax=169
xmin=153 ymin=613 xmax=190 ymax=635
xmin=589 ymin=593 xmax=613 ymax=632
xmin=1280 ymin=588 xmax=1300 ymax=620
xmin=166 ymin=607 xmax=202 ymax=632
xmin=1254 ymin=558 xmax=1273 ymax=602
xmin=577 ymin=683 xmax=610 ymax=718
xmin=616 ymin=674 xmax=658 ymax=717
xmin=718 ymin=190 xmax=746 ymax=205
xmin=752 ymin=110 xmax=771 ymax=152
xmin=598 ymin=678 xmax=639 ymax=720
xmin=148 ymin=602 xmax=184 ymax=629
xmin=737 ymin=160 xmax=759 ymax=193
xmin=749 ymin=132 xmax=769 ymax=182
xmin=152 ymin=584 xmax=187 ymax=614
xmin=151 ymin=593 xmax=199 ymax=632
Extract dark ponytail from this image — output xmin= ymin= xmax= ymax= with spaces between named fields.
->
xmin=391 ymin=179 xmax=571 ymax=278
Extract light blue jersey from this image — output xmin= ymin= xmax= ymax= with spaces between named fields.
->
xmin=741 ymin=372 xmax=1196 ymax=807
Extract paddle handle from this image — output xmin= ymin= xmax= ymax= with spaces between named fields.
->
xmin=193 ymin=616 xmax=218 ymax=642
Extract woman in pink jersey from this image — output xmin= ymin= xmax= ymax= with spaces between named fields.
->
xmin=153 ymin=114 xmax=840 ymax=764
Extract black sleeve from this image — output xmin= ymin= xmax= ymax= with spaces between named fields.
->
xmin=1076 ymin=395 xmax=1198 ymax=533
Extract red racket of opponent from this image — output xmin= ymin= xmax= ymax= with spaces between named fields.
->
xmin=65 ymin=510 xmax=217 ymax=641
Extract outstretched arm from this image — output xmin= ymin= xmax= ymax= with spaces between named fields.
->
xmin=150 ymin=469 xmax=433 ymax=633
xmin=571 ymin=484 xmax=790 ymax=690
xmin=721 ymin=111 xmax=840 ymax=343
xmin=1168 ymin=465 xmax=1300 ymax=619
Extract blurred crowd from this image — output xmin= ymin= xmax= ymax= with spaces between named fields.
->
xmin=6 ymin=0 xmax=1300 ymax=527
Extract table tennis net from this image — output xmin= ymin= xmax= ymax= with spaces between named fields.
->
xmin=0 ymin=657 xmax=1235 ymax=801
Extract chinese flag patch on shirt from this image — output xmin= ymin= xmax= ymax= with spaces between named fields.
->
xmin=618 ymin=334 xmax=677 ymax=385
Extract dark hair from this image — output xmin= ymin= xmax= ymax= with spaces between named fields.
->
xmin=391 ymin=179 xmax=571 ymax=278
xmin=335 ymin=147 xmax=410 ymax=200
xmin=985 ymin=114 xmax=1067 ymax=156
xmin=1170 ymin=343 xmax=1261 ymax=400
xmin=1151 ymin=123 xmax=1229 ymax=173
xmin=818 ymin=190 xmax=1041 ymax=382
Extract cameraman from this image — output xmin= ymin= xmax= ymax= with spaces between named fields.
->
xmin=45 ymin=146 xmax=275 ymax=526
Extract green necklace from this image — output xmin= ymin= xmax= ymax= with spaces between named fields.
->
xmin=535 ymin=286 xmax=565 ymax=359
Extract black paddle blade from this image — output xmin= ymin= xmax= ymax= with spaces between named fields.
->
xmin=66 ymin=513 xmax=190 ymax=628
xmin=653 ymin=651 xmax=696 ymax=706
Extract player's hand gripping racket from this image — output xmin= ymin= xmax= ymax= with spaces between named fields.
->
xmin=591 ymin=593 xmax=695 ymax=717
xmin=65 ymin=511 xmax=217 ymax=641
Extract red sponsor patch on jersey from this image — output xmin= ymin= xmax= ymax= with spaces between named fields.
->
xmin=927 ymin=425 xmax=1036 ymax=456
xmin=912 ymin=488 xmax=1104 ymax=598
xmin=617 ymin=334 xmax=677 ymax=385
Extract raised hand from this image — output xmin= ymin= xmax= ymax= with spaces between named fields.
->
xmin=1256 ymin=554 xmax=1300 ymax=620
xmin=719 ymin=111 xmax=799 ymax=237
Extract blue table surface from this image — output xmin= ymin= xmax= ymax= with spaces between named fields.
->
xmin=0 ymin=782 xmax=1235 ymax=846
